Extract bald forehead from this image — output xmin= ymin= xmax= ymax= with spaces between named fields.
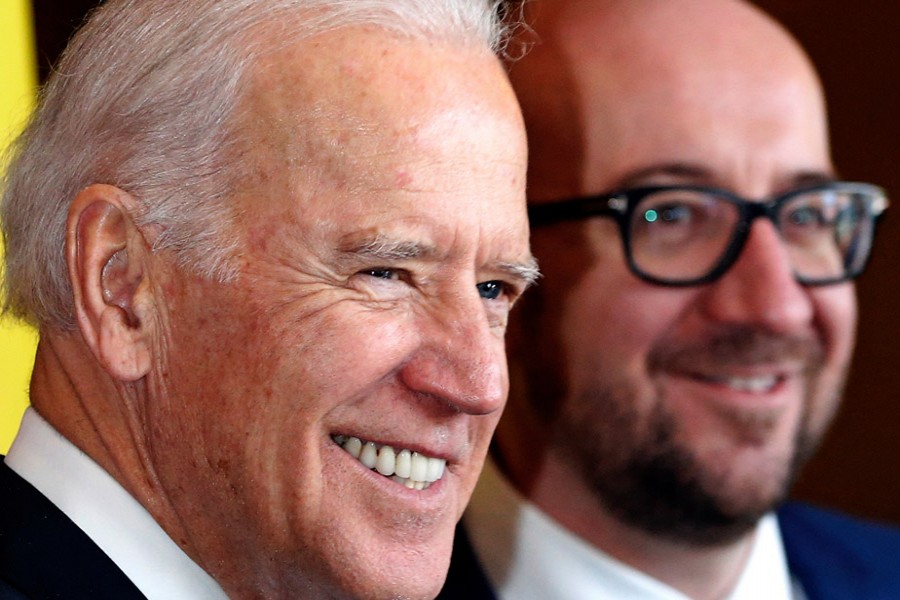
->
xmin=530 ymin=0 xmax=804 ymax=59
xmin=515 ymin=0 xmax=822 ymax=122
xmin=511 ymin=0 xmax=828 ymax=198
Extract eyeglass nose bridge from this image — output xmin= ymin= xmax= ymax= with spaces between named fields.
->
xmin=703 ymin=198 xmax=784 ymax=284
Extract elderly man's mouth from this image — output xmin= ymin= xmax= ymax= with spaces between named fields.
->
xmin=332 ymin=435 xmax=446 ymax=490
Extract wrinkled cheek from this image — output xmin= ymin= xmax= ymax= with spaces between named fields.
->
xmin=290 ymin=308 xmax=419 ymax=397
xmin=147 ymin=291 xmax=281 ymax=475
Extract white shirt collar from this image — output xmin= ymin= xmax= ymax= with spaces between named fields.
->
xmin=464 ymin=458 xmax=803 ymax=600
xmin=5 ymin=408 xmax=228 ymax=600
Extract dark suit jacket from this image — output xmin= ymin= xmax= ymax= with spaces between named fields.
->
xmin=0 ymin=458 xmax=146 ymax=599
xmin=439 ymin=502 xmax=900 ymax=600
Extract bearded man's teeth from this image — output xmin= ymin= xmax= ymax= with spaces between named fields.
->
xmin=724 ymin=375 xmax=778 ymax=392
xmin=332 ymin=435 xmax=446 ymax=489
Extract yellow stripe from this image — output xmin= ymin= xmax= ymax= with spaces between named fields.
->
xmin=0 ymin=0 xmax=39 ymax=453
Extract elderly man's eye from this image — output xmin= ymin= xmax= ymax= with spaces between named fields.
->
xmin=363 ymin=268 xmax=400 ymax=280
xmin=476 ymin=280 xmax=505 ymax=300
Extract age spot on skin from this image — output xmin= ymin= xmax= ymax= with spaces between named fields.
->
xmin=394 ymin=169 xmax=413 ymax=188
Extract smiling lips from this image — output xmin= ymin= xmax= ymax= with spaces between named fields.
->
xmin=698 ymin=373 xmax=783 ymax=393
xmin=333 ymin=435 xmax=447 ymax=490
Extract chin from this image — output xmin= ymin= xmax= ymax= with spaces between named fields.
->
xmin=328 ymin=527 xmax=454 ymax=600
xmin=332 ymin=561 xmax=447 ymax=600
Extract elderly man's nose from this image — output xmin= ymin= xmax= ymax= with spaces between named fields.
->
xmin=400 ymin=307 xmax=506 ymax=415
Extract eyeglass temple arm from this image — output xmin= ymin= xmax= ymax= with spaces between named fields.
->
xmin=528 ymin=194 xmax=623 ymax=227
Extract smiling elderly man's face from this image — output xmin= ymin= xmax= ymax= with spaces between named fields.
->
xmin=138 ymin=28 xmax=532 ymax=600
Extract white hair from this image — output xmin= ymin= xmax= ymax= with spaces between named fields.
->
xmin=1 ymin=0 xmax=511 ymax=329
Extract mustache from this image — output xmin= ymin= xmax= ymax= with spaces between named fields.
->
xmin=647 ymin=326 xmax=826 ymax=374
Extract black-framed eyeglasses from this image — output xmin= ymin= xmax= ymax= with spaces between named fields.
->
xmin=528 ymin=182 xmax=889 ymax=286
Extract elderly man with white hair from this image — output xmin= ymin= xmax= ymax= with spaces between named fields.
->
xmin=0 ymin=1 xmax=537 ymax=598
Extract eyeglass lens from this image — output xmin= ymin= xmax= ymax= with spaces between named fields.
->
xmin=628 ymin=187 xmax=878 ymax=284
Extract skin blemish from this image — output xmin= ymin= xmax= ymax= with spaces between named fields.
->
xmin=395 ymin=170 xmax=413 ymax=188
xmin=247 ymin=222 xmax=280 ymax=254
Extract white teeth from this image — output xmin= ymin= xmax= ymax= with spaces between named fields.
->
xmin=426 ymin=455 xmax=445 ymax=481
xmin=360 ymin=442 xmax=378 ymax=469
xmin=726 ymin=376 xmax=778 ymax=392
xmin=344 ymin=436 xmax=362 ymax=459
xmin=333 ymin=435 xmax=446 ymax=490
xmin=410 ymin=452 xmax=428 ymax=482
xmin=395 ymin=449 xmax=411 ymax=479
xmin=375 ymin=445 xmax=396 ymax=476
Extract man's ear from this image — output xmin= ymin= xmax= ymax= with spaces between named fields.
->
xmin=67 ymin=184 xmax=154 ymax=382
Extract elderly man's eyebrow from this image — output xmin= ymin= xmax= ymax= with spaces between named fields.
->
xmin=339 ymin=235 xmax=539 ymax=282
xmin=493 ymin=257 xmax=542 ymax=289
xmin=339 ymin=234 xmax=439 ymax=262
xmin=339 ymin=234 xmax=540 ymax=287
